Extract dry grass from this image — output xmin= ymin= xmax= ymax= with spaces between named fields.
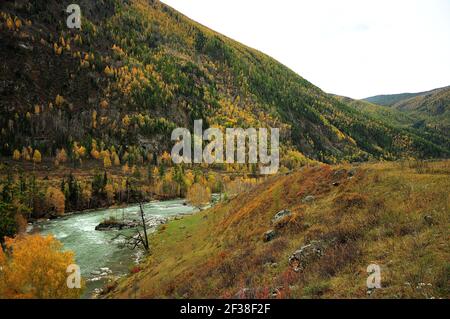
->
xmin=108 ymin=160 xmax=450 ymax=299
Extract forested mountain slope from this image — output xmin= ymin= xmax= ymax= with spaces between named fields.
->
xmin=333 ymin=95 xmax=450 ymax=152
xmin=364 ymin=86 xmax=450 ymax=134
xmin=0 ymin=0 xmax=448 ymax=166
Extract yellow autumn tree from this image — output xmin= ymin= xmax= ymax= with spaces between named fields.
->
xmin=21 ymin=147 xmax=31 ymax=161
xmin=45 ymin=187 xmax=65 ymax=216
xmin=6 ymin=17 xmax=14 ymax=30
xmin=14 ymin=18 xmax=22 ymax=30
xmin=55 ymin=94 xmax=65 ymax=107
xmin=13 ymin=149 xmax=21 ymax=161
xmin=105 ymin=184 xmax=114 ymax=204
xmin=186 ymin=183 xmax=211 ymax=210
xmin=55 ymin=148 xmax=68 ymax=166
xmin=91 ymin=149 xmax=100 ymax=160
xmin=99 ymin=100 xmax=109 ymax=109
xmin=0 ymin=235 xmax=83 ymax=299
xmin=122 ymin=162 xmax=130 ymax=174
xmin=112 ymin=152 xmax=120 ymax=166
xmin=184 ymin=170 xmax=195 ymax=188
xmin=103 ymin=155 xmax=112 ymax=169
xmin=32 ymin=150 xmax=42 ymax=164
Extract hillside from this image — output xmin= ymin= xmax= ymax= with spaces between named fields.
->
xmin=108 ymin=160 xmax=450 ymax=299
xmin=364 ymin=86 xmax=450 ymax=134
xmin=333 ymin=95 xmax=450 ymax=152
xmin=1 ymin=0 xmax=449 ymax=167
xmin=364 ymin=91 xmax=431 ymax=107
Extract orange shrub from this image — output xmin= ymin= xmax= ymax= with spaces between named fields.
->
xmin=0 ymin=235 xmax=83 ymax=298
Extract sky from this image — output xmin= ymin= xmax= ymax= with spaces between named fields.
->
xmin=161 ymin=0 xmax=450 ymax=99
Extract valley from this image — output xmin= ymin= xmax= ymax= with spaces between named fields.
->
xmin=0 ymin=0 xmax=448 ymax=300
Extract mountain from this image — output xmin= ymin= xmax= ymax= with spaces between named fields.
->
xmin=333 ymin=95 xmax=450 ymax=152
xmin=364 ymin=91 xmax=430 ymax=107
xmin=108 ymin=160 xmax=450 ymax=298
xmin=363 ymin=86 xmax=450 ymax=134
xmin=0 ymin=0 xmax=449 ymax=167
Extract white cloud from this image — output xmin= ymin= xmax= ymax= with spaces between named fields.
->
xmin=161 ymin=0 xmax=450 ymax=99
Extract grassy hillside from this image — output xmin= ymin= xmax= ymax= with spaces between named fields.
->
xmin=0 ymin=0 xmax=449 ymax=166
xmin=364 ymin=92 xmax=428 ymax=107
xmin=364 ymin=86 xmax=450 ymax=134
xmin=108 ymin=160 xmax=450 ymax=299
xmin=333 ymin=95 xmax=450 ymax=152
xmin=392 ymin=86 xmax=450 ymax=133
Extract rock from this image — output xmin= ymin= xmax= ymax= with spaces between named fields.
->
xmin=424 ymin=215 xmax=434 ymax=226
xmin=302 ymin=195 xmax=315 ymax=204
xmin=270 ymin=288 xmax=281 ymax=298
xmin=272 ymin=209 xmax=292 ymax=224
xmin=233 ymin=288 xmax=255 ymax=299
xmin=144 ymin=215 xmax=168 ymax=228
xmin=95 ymin=220 xmax=137 ymax=231
xmin=100 ymin=267 xmax=112 ymax=274
xmin=18 ymin=42 xmax=33 ymax=51
xmin=263 ymin=229 xmax=277 ymax=242
xmin=288 ymin=240 xmax=325 ymax=272
xmin=333 ymin=169 xmax=347 ymax=179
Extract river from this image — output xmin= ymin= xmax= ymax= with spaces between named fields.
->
xmin=37 ymin=199 xmax=197 ymax=298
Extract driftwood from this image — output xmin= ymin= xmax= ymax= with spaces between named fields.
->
xmin=111 ymin=203 xmax=150 ymax=252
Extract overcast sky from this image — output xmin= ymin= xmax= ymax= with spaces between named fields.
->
xmin=161 ymin=0 xmax=450 ymax=99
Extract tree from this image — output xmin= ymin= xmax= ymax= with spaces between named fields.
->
xmin=195 ymin=31 xmax=207 ymax=52
xmin=186 ymin=183 xmax=211 ymax=210
xmin=55 ymin=94 xmax=65 ymax=107
xmin=122 ymin=163 xmax=130 ymax=174
xmin=0 ymin=235 xmax=83 ymax=298
xmin=105 ymin=184 xmax=114 ymax=204
xmin=103 ymin=155 xmax=112 ymax=169
xmin=0 ymin=203 xmax=17 ymax=243
xmin=112 ymin=152 xmax=120 ymax=166
xmin=12 ymin=149 xmax=21 ymax=161
xmin=45 ymin=187 xmax=65 ymax=216
xmin=22 ymin=147 xmax=31 ymax=161
xmin=55 ymin=148 xmax=68 ymax=166
xmin=112 ymin=203 xmax=149 ymax=252
xmin=32 ymin=150 xmax=42 ymax=164
xmin=91 ymin=149 xmax=100 ymax=160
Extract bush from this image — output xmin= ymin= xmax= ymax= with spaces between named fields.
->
xmin=0 ymin=235 xmax=83 ymax=298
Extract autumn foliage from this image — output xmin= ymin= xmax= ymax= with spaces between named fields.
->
xmin=45 ymin=187 xmax=65 ymax=216
xmin=186 ymin=183 xmax=211 ymax=209
xmin=0 ymin=235 xmax=83 ymax=298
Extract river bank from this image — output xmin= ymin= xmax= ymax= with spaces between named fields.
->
xmin=36 ymin=199 xmax=199 ymax=298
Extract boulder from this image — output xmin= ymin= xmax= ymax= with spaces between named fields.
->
xmin=302 ymin=195 xmax=315 ymax=203
xmin=424 ymin=215 xmax=434 ymax=226
xmin=333 ymin=169 xmax=347 ymax=179
xmin=288 ymin=240 xmax=325 ymax=272
xmin=348 ymin=168 xmax=357 ymax=177
xmin=272 ymin=209 xmax=292 ymax=224
xmin=263 ymin=229 xmax=277 ymax=242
